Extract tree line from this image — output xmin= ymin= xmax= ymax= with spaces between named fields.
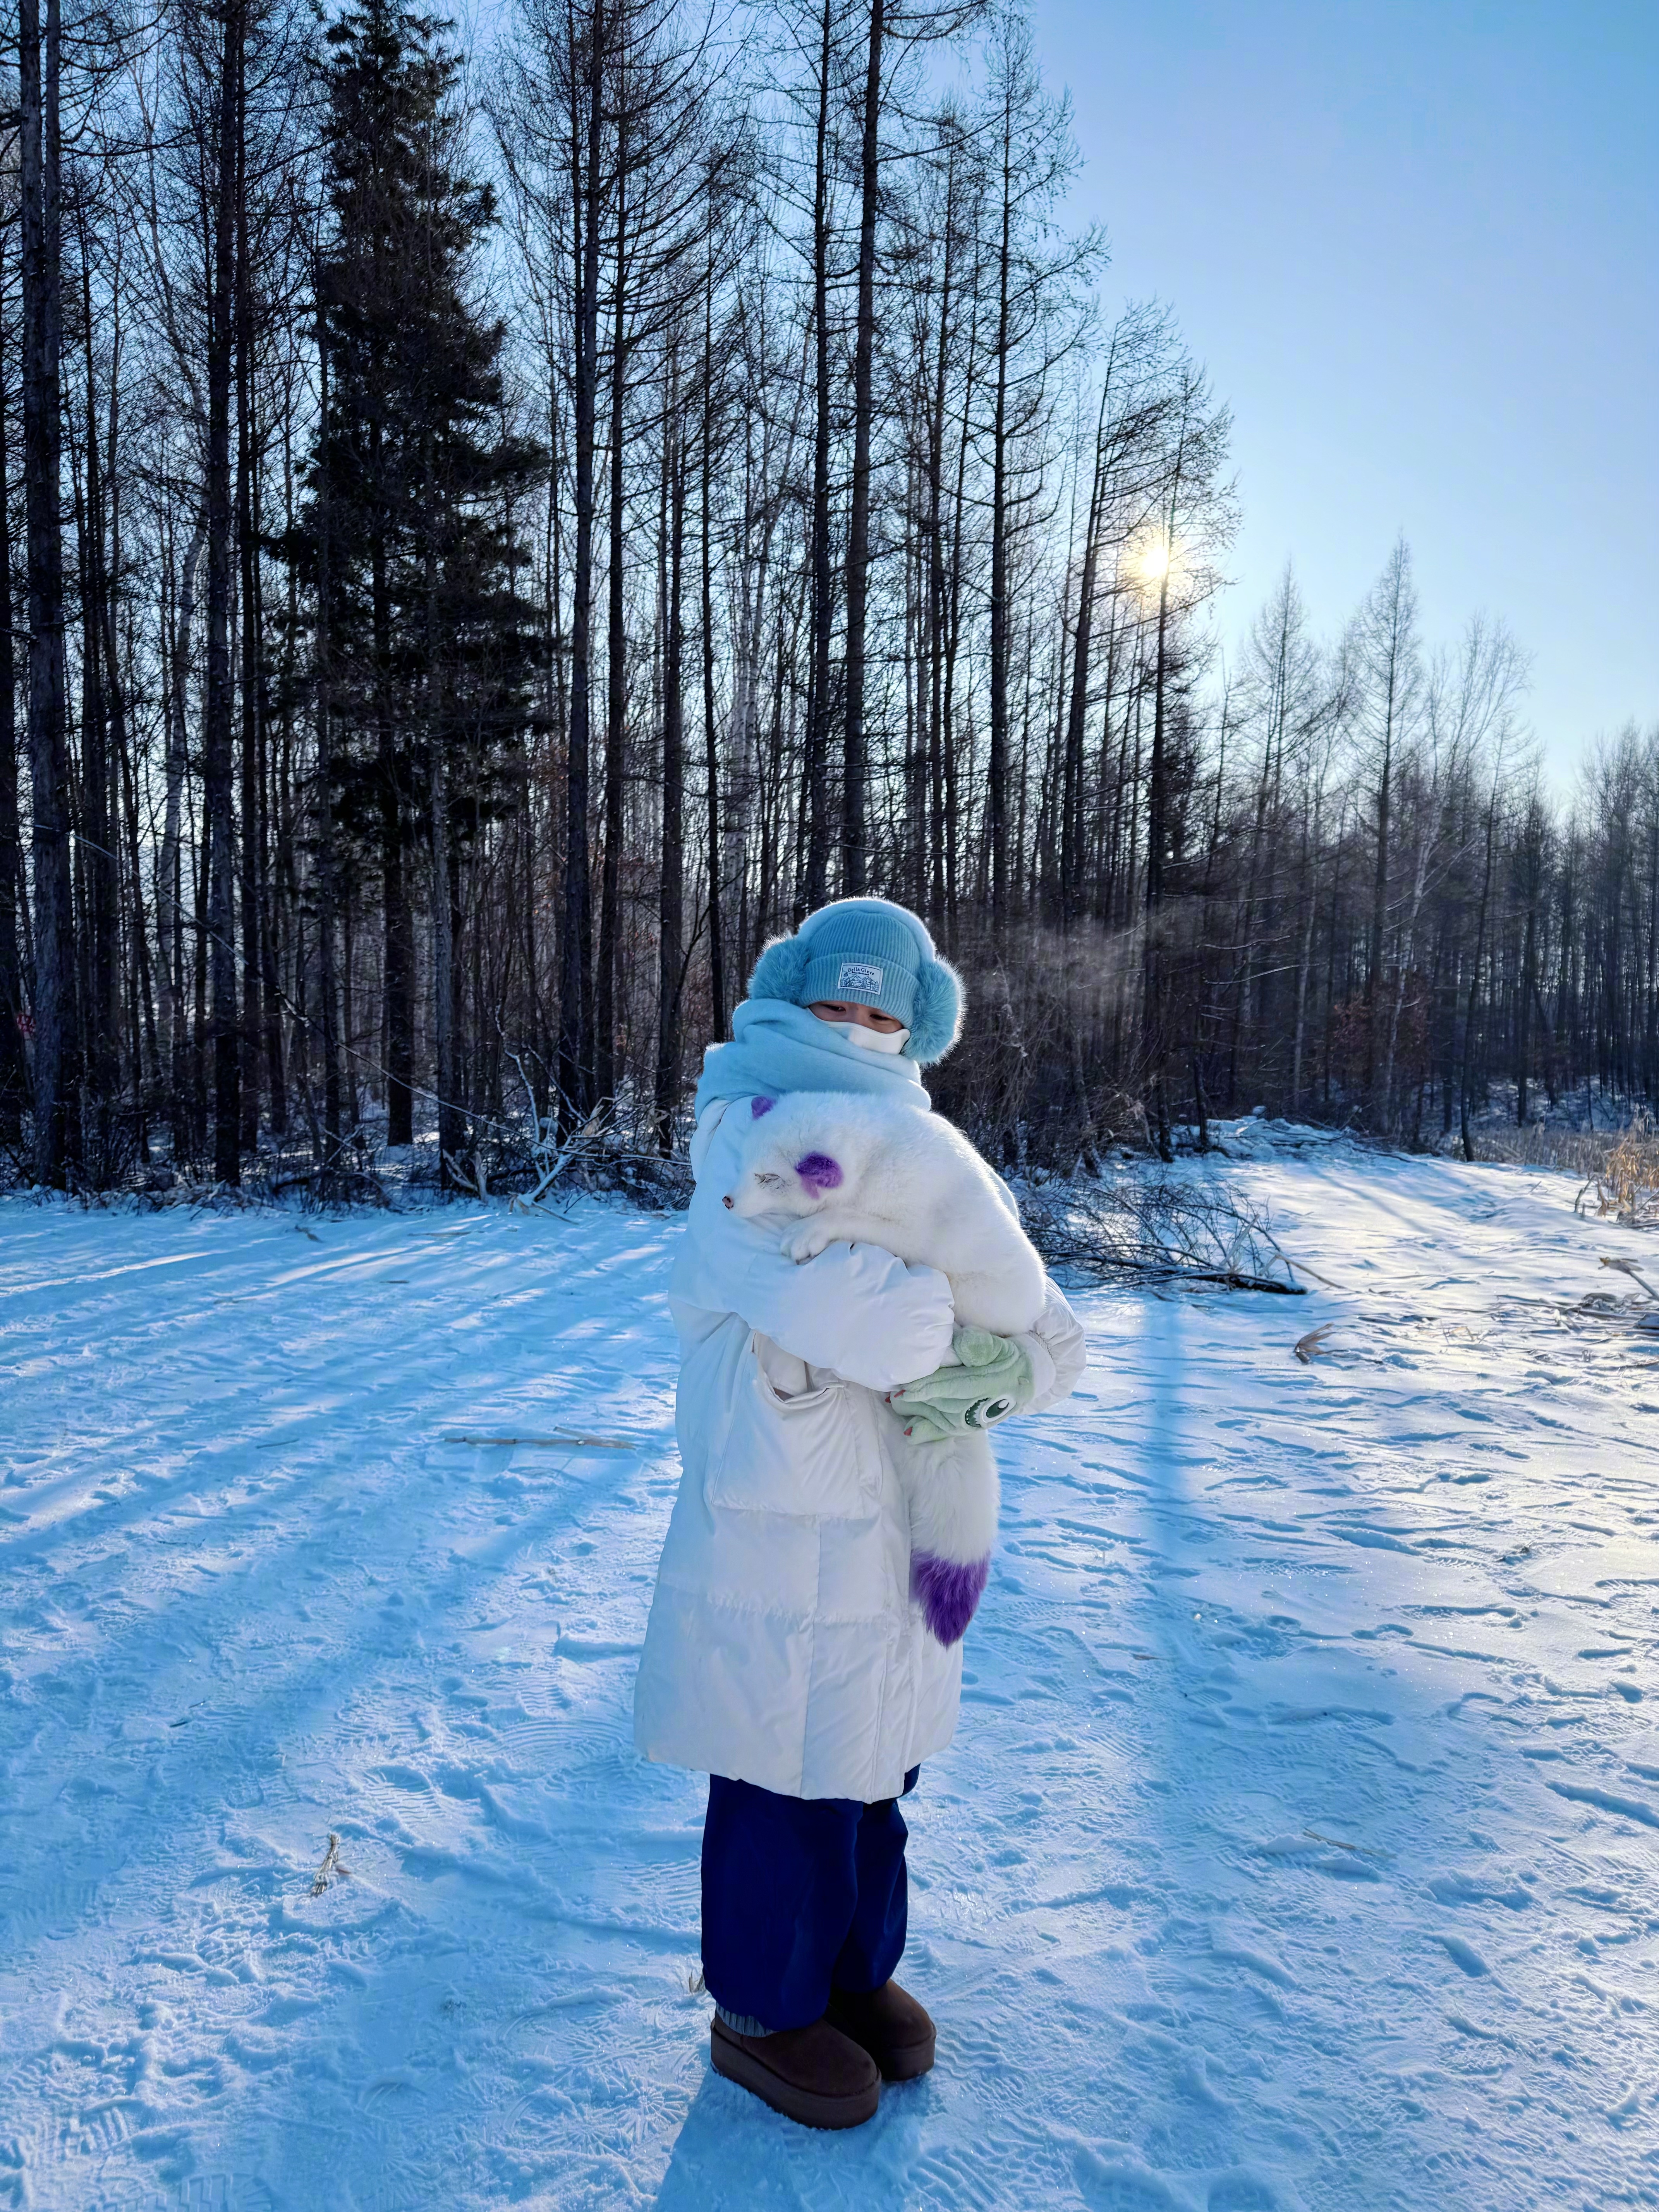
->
xmin=2 ymin=0 xmax=1655 ymax=1193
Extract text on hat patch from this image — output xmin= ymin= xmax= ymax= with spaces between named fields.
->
xmin=836 ymin=960 xmax=884 ymax=998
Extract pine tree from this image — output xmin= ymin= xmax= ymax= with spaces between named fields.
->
xmin=300 ymin=0 xmax=542 ymax=1157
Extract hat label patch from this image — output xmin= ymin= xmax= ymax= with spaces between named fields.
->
xmin=837 ymin=960 xmax=884 ymax=998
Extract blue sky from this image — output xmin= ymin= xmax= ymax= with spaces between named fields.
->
xmin=1029 ymin=0 xmax=1658 ymax=782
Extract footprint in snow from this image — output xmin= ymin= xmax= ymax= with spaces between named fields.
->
xmin=909 ymin=2147 xmax=1003 ymax=2212
xmin=1436 ymin=1932 xmax=1490 ymax=1977
xmin=1427 ymin=1870 xmax=1535 ymax=1910
xmin=1208 ymin=2180 xmax=1283 ymax=2212
xmin=1072 ymin=2148 xmax=1185 ymax=2210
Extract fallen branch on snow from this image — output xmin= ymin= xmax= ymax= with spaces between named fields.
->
xmin=1293 ymin=1322 xmax=1339 ymax=1363
xmin=440 ymin=1430 xmax=638 ymax=1452
xmin=1018 ymin=1175 xmax=1306 ymax=1296
xmin=311 ymin=1833 xmax=351 ymax=1896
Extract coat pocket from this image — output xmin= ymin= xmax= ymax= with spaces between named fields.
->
xmin=705 ymin=1333 xmax=876 ymax=1520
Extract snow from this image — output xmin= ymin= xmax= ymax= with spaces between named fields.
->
xmin=3 ymin=1146 xmax=1658 ymax=2211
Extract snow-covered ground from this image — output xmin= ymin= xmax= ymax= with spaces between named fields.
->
xmin=3 ymin=1144 xmax=1658 ymax=2212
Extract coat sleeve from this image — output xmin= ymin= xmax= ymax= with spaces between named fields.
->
xmin=1012 ymin=1278 xmax=1087 ymax=1414
xmin=675 ymin=1103 xmax=957 ymax=1393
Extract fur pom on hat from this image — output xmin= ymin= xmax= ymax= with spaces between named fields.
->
xmin=906 ymin=948 xmax=965 ymax=1064
xmin=747 ymin=933 xmax=812 ymax=1006
xmin=746 ymin=898 xmax=965 ymax=1065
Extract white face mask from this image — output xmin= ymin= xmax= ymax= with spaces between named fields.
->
xmin=835 ymin=1021 xmax=910 ymax=1055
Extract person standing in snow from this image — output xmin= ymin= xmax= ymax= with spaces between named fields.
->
xmin=634 ymin=898 xmax=1086 ymax=2130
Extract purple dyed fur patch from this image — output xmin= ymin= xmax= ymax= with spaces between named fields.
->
xmin=794 ymin=1152 xmax=843 ymax=1190
xmin=910 ymin=1551 xmax=990 ymax=1647
xmin=750 ymin=1096 xmax=775 ymax=1117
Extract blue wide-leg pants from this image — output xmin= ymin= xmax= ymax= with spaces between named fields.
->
xmin=701 ymin=1768 xmax=919 ymax=2033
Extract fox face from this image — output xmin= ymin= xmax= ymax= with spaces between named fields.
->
xmin=724 ymin=1096 xmax=847 ymax=1215
xmin=724 ymin=1146 xmax=843 ymax=1216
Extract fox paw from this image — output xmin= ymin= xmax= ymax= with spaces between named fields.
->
xmin=780 ymin=1223 xmax=829 ymax=1264
xmin=910 ymin=1551 xmax=990 ymax=1646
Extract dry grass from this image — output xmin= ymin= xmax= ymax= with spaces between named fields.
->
xmin=1601 ymin=1118 xmax=1659 ymax=1223
xmin=1470 ymin=1115 xmax=1659 ymax=1225
xmin=1468 ymin=1123 xmax=1620 ymax=1179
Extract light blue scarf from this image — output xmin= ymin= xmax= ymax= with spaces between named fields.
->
xmin=694 ymin=999 xmax=932 ymax=1120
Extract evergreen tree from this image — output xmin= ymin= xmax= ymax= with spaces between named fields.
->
xmin=302 ymin=0 xmax=542 ymax=1149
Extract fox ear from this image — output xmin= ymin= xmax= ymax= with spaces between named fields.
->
xmin=750 ymin=1096 xmax=775 ymax=1118
xmin=794 ymin=1152 xmax=842 ymax=1191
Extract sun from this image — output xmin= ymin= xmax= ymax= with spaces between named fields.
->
xmin=1125 ymin=529 xmax=1184 ymax=606
xmin=1135 ymin=532 xmax=1171 ymax=586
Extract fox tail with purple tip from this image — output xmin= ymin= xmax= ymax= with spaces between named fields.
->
xmin=894 ymin=1427 xmax=1000 ymax=1647
xmin=909 ymin=1549 xmax=991 ymax=1646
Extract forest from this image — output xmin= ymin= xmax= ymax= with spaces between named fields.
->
xmin=3 ymin=0 xmax=1657 ymax=1195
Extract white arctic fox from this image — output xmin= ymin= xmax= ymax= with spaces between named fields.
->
xmin=723 ymin=1089 xmax=1047 ymax=1643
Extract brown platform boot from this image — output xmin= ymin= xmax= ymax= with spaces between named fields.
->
xmin=710 ymin=2013 xmax=880 ymax=2130
xmin=824 ymin=1979 xmax=937 ymax=2081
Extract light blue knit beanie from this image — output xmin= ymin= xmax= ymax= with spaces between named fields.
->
xmin=745 ymin=897 xmax=965 ymax=1064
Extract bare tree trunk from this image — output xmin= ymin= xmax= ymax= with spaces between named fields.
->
xmin=560 ymin=0 xmax=603 ymax=1125
xmin=373 ymin=491 xmax=414 ymax=1144
xmin=235 ymin=58 xmax=265 ymax=1157
xmin=804 ymin=0 xmax=833 ymax=911
xmin=841 ymin=0 xmax=883 ymax=895
xmin=160 ymin=515 xmax=204 ymax=1133
xmin=313 ymin=278 xmax=344 ymax=1166
xmin=656 ymin=378 xmax=686 ymax=1147
xmin=941 ymin=308 xmax=973 ymax=943
xmin=203 ymin=0 xmax=242 ymax=1182
xmin=21 ymin=0 xmax=76 ymax=1186
xmin=1142 ymin=559 xmax=1173 ymax=1160
xmin=1460 ymin=757 xmax=1503 ymax=1161
xmin=598 ymin=103 xmax=628 ymax=1105
xmin=1382 ymin=810 xmax=1433 ymax=1133
xmin=701 ymin=255 xmax=726 ymax=1036
xmin=1062 ymin=381 xmax=1110 ymax=930
xmin=77 ymin=240 xmax=118 ymax=1123
xmin=99 ymin=287 xmax=145 ymax=1123
xmin=1517 ymin=877 xmax=1538 ymax=1125
xmin=987 ymin=103 xmax=1013 ymax=929
xmin=1142 ymin=415 xmax=1186 ymax=1164
xmin=432 ymin=746 xmax=460 ymax=1172
xmin=924 ymin=153 xmax=956 ymax=932
xmin=1290 ymin=774 xmax=1323 ymax=1111
xmin=1341 ymin=563 xmax=1426 ymax=1130
xmin=0 ymin=305 xmax=26 ymax=1139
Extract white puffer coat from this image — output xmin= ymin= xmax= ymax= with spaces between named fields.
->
xmin=633 ymin=1099 xmax=1087 ymax=1802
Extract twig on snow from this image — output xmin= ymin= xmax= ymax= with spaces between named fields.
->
xmin=440 ymin=1431 xmax=637 ymax=1451
xmin=1600 ymin=1255 xmax=1658 ymax=1301
xmin=1293 ymin=1322 xmax=1340 ymax=1364
xmin=311 ymin=1833 xmax=352 ymax=1896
